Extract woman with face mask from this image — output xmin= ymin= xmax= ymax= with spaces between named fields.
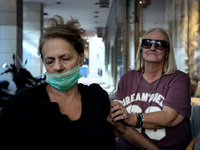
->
xmin=0 ymin=15 xmax=116 ymax=149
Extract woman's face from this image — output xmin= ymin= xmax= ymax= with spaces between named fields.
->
xmin=142 ymin=31 xmax=168 ymax=64
xmin=42 ymin=38 xmax=84 ymax=74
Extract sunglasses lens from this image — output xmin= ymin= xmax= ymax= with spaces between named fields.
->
xmin=142 ymin=39 xmax=151 ymax=49
xmin=155 ymin=41 xmax=167 ymax=50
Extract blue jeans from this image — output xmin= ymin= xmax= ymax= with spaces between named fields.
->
xmin=194 ymin=130 xmax=200 ymax=150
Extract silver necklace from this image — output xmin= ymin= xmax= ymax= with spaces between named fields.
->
xmin=146 ymin=78 xmax=160 ymax=94
xmin=129 ymin=73 xmax=163 ymax=113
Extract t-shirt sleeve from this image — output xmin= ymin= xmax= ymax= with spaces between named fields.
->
xmin=164 ymin=72 xmax=191 ymax=118
xmin=89 ymin=83 xmax=111 ymax=118
xmin=88 ymin=84 xmax=116 ymax=149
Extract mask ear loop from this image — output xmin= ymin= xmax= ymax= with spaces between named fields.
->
xmin=77 ymin=54 xmax=84 ymax=71
xmin=78 ymin=54 xmax=84 ymax=67
xmin=78 ymin=56 xmax=80 ymax=66
xmin=78 ymin=54 xmax=84 ymax=66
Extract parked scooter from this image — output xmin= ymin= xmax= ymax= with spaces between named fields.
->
xmin=0 ymin=54 xmax=46 ymax=107
xmin=0 ymin=80 xmax=14 ymax=107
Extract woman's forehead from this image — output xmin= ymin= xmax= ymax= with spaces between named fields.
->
xmin=145 ymin=31 xmax=167 ymax=41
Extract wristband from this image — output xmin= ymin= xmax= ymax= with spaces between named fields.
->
xmin=133 ymin=113 xmax=144 ymax=128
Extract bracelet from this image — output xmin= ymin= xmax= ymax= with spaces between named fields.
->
xmin=133 ymin=113 xmax=144 ymax=128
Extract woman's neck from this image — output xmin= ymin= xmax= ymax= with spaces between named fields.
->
xmin=143 ymin=63 xmax=163 ymax=83
xmin=47 ymin=84 xmax=80 ymax=102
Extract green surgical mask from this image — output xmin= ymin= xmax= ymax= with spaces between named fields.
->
xmin=45 ymin=65 xmax=82 ymax=92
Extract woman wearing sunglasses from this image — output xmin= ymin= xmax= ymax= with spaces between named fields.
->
xmin=108 ymin=28 xmax=191 ymax=149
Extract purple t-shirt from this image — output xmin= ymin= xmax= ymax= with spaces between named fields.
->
xmin=115 ymin=70 xmax=191 ymax=150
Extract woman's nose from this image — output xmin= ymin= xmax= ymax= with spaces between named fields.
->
xmin=54 ymin=60 xmax=64 ymax=72
xmin=150 ymin=43 xmax=156 ymax=50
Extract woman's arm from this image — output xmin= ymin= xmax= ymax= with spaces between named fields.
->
xmin=107 ymin=117 xmax=160 ymax=150
xmin=110 ymin=101 xmax=184 ymax=129
xmin=121 ymin=126 xmax=160 ymax=150
xmin=141 ymin=106 xmax=184 ymax=129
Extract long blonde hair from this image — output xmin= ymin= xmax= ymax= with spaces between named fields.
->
xmin=135 ymin=28 xmax=177 ymax=75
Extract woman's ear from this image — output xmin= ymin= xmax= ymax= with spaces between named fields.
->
xmin=79 ymin=53 xmax=84 ymax=67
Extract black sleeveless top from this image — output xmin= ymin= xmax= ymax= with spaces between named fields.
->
xmin=0 ymin=83 xmax=116 ymax=149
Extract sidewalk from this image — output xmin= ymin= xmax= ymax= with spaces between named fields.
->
xmin=78 ymin=73 xmax=104 ymax=86
xmin=78 ymin=73 xmax=115 ymax=101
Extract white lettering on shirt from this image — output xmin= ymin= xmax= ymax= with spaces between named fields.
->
xmin=120 ymin=92 xmax=165 ymax=107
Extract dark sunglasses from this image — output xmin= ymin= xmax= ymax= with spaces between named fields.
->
xmin=141 ymin=39 xmax=169 ymax=50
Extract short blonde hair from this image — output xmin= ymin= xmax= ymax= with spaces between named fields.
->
xmin=135 ymin=28 xmax=177 ymax=75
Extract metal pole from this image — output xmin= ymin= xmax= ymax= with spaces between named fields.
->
xmin=123 ymin=0 xmax=130 ymax=73
xmin=140 ymin=0 xmax=143 ymax=37
xmin=134 ymin=0 xmax=140 ymax=59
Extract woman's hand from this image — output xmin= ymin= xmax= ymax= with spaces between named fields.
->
xmin=109 ymin=101 xmax=133 ymax=125
xmin=107 ymin=115 xmax=127 ymax=136
xmin=107 ymin=102 xmax=160 ymax=150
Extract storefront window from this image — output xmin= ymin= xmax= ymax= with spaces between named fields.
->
xmin=104 ymin=0 xmax=200 ymax=91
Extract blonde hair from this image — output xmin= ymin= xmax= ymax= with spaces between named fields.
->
xmin=135 ymin=28 xmax=177 ymax=75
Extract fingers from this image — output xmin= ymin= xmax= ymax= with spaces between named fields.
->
xmin=110 ymin=101 xmax=128 ymax=122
